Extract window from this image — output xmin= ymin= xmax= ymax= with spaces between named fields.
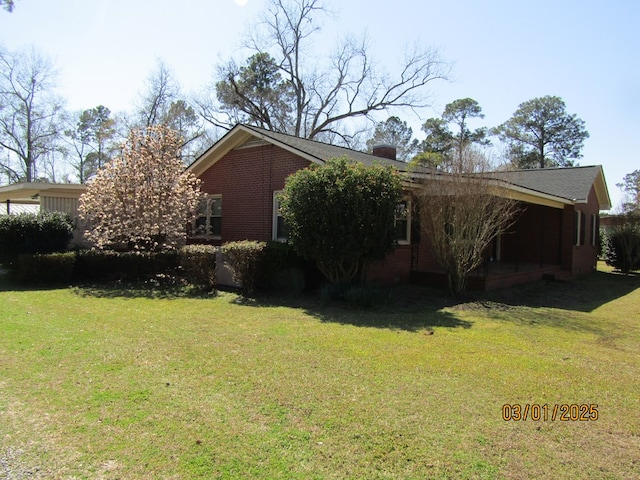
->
xmin=193 ymin=195 xmax=221 ymax=239
xmin=590 ymin=213 xmax=598 ymax=246
xmin=272 ymin=191 xmax=289 ymax=242
xmin=395 ymin=198 xmax=411 ymax=245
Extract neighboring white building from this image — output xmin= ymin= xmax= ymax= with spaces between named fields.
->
xmin=0 ymin=202 xmax=39 ymax=215
xmin=0 ymin=183 xmax=86 ymax=217
xmin=0 ymin=183 xmax=88 ymax=244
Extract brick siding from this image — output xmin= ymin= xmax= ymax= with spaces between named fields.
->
xmin=198 ymin=144 xmax=311 ymax=244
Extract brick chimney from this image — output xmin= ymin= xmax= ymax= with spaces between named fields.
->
xmin=372 ymin=144 xmax=397 ymax=161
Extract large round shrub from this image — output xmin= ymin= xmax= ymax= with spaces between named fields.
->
xmin=279 ymin=157 xmax=403 ymax=284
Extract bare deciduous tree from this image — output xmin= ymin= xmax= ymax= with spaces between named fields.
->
xmin=202 ymin=0 xmax=449 ymax=143
xmin=0 ymin=46 xmax=65 ymax=182
xmin=416 ymin=148 xmax=519 ymax=295
xmin=136 ymin=60 xmax=180 ymax=128
xmin=136 ymin=60 xmax=204 ymax=163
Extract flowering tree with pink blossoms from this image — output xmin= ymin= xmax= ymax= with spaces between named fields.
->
xmin=79 ymin=125 xmax=201 ymax=251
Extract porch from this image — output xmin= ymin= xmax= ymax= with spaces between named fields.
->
xmin=411 ymin=261 xmax=568 ymax=291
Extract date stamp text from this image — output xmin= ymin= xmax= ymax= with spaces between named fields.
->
xmin=502 ymin=404 xmax=598 ymax=421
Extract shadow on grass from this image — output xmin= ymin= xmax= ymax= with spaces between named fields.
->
xmin=3 ymin=268 xmax=637 ymax=333
xmin=310 ymin=307 xmax=473 ymax=332
xmin=0 ymin=273 xmax=71 ymax=293
xmin=232 ymin=288 xmax=473 ymax=332
xmin=0 ymin=267 xmax=217 ymax=299
xmin=444 ymin=269 xmax=640 ymax=337
xmin=68 ymin=280 xmax=472 ymax=332
xmin=475 ymin=270 xmax=640 ymax=313
xmin=72 ymin=282 xmax=217 ymax=300
xmin=233 ymin=268 xmax=640 ymax=332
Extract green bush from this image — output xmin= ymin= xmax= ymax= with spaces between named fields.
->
xmin=121 ymin=251 xmax=178 ymax=281
xmin=74 ymin=249 xmax=179 ymax=282
xmin=279 ymin=157 xmax=403 ymax=285
xmin=598 ymin=228 xmax=607 ymax=258
xmin=605 ymin=226 xmax=640 ymax=273
xmin=179 ymin=244 xmax=217 ymax=291
xmin=221 ymin=240 xmax=267 ymax=294
xmin=0 ymin=212 xmax=73 ymax=267
xmin=257 ymin=241 xmax=317 ymax=293
xmin=13 ymin=252 xmax=76 ymax=284
xmin=73 ymin=249 xmax=119 ymax=281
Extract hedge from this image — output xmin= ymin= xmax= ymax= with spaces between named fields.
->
xmin=178 ymin=244 xmax=217 ymax=291
xmin=12 ymin=252 xmax=76 ymax=284
xmin=73 ymin=249 xmax=180 ymax=282
xmin=0 ymin=212 xmax=73 ymax=266
xmin=221 ymin=241 xmax=267 ymax=294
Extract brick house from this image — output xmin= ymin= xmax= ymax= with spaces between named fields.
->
xmin=187 ymin=124 xmax=611 ymax=290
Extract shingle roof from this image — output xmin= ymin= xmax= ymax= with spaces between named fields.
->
xmin=189 ymin=124 xmax=611 ymax=210
xmin=488 ymin=166 xmax=606 ymax=204
xmin=241 ymin=124 xmax=424 ymax=173
xmin=242 ymin=128 xmax=609 ymax=206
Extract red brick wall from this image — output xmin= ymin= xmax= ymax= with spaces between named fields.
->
xmin=411 ymin=202 xmax=566 ymax=272
xmin=368 ymin=245 xmax=413 ymax=284
xmin=197 ymin=144 xmax=311 ymax=243
xmin=196 ymin=144 xmax=601 ymax=284
xmin=198 ymin=145 xmax=420 ymax=284
xmin=415 ymin=235 xmax=440 ymax=272
xmin=501 ymin=203 xmax=563 ymax=265
xmin=569 ymin=186 xmax=600 ymax=275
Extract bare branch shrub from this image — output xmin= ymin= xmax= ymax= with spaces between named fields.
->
xmin=416 ymin=148 xmax=519 ymax=295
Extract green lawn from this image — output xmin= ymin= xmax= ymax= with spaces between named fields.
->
xmin=1 ymin=265 xmax=639 ymax=479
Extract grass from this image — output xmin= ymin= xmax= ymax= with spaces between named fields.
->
xmin=0 ymin=263 xmax=639 ymax=479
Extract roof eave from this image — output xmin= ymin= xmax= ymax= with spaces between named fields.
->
xmin=594 ymin=166 xmax=612 ymax=211
xmin=187 ymin=125 xmax=255 ymax=177
xmin=187 ymin=124 xmax=324 ymax=178
xmin=405 ymin=173 xmax=573 ymax=208
xmin=241 ymin=125 xmax=326 ymax=165
xmin=0 ymin=183 xmax=86 ymax=203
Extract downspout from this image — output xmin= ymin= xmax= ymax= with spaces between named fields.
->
xmin=515 ymin=224 xmax=520 ymax=273
xmin=540 ymin=208 xmax=545 ymax=267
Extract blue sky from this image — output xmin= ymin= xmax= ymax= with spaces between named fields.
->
xmin=1 ymin=0 xmax=638 ymax=209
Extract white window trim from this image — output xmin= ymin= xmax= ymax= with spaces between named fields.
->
xmin=591 ymin=213 xmax=597 ymax=246
xmin=396 ymin=197 xmax=411 ymax=245
xmin=272 ymin=191 xmax=287 ymax=242
xmin=575 ymin=210 xmax=582 ymax=246
xmin=192 ymin=194 xmax=222 ymax=240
